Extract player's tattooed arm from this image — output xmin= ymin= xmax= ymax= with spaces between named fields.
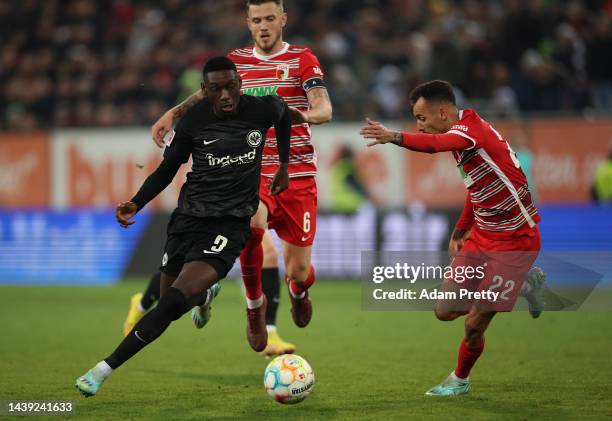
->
xmin=171 ymin=90 xmax=206 ymax=120
xmin=290 ymin=87 xmax=332 ymax=125
xmin=360 ymin=118 xmax=403 ymax=146
xmin=391 ymin=132 xmax=403 ymax=145
xmin=151 ymin=90 xmax=206 ymax=148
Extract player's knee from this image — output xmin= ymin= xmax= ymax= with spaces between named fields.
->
xmin=262 ymin=247 xmax=278 ymax=267
xmin=434 ymin=307 xmax=458 ymax=321
xmin=157 ymin=287 xmax=189 ymax=321
xmin=286 ymin=261 xmax=309 ymax=282
xmin=250 ymin=205 xmax=268 ymax=230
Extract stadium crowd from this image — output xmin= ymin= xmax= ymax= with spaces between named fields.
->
xmin=2 ymin=0 xmax=612 ymax=129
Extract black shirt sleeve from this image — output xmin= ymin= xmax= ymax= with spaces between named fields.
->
xmin=130 ymin=124 xmax=192 ymax=211
xmin=267 ymin=96 xmax=290 ymax=164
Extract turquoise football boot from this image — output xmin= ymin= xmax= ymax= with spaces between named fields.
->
xmin=191 ymin=283 xmax=221 ymax=328
xmin=425 ymin=372 xmax=471 ymax=396
xmin=75 ymin=367 xmax=107 ymax=397
xmin=523 ymin=267 xmax=546 ymax=318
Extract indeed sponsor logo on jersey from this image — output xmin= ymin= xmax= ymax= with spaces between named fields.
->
xmin=242 ymin=86 xmax=279 ymax=96
xmin=452 ymin=125 xmax=469 ymax=132
xmin=205 ymin=149 xmax=257 ymax=167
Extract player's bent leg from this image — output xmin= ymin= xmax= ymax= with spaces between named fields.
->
xmin=123 ymin=272 xmax=162 ymax=336
xmin=283 ymin=242 xmax=314 ymax=328
xmin=433 ymin=279 xmax=469 ymax=322
xmin=76 ymin=266 xmax=220 ymax=397
xmin=240 ymin=225 xmax=268 ymax=350
xmin=425 ymin=307 xmax=494 ymax=396
xmin=159 ymin=269 xmax=177 ymax=297
xmin=240 ymin=202 xmax=267 ymax=305
xmin=238 ymin=201 xmax=269 ymax=351
xmin=463 ymin=306 xmax=495 ymax=347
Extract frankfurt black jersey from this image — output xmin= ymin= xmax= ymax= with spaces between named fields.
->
xmin=131 ymin=95 xmax=290 ymax=218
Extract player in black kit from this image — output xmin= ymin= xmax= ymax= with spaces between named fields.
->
xmin=75 ymin=56 xmax=291 ymax=397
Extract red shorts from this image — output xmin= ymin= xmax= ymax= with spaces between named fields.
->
xmin=449 ymin=226 xmax=541 ymax=312
xmin=259 ymin=176 xmax=317 ymax=247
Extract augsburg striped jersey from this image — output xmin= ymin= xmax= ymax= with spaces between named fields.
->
xmin=451 ymin=109 xmax=540 ymax=238
xmin=228 ymin=43 xmax=324 ymax=178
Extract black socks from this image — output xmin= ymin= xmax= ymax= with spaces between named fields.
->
xmin=262 ymin=267 xmax=280 ymax=326
xmin=140 ymin=272 xmax=161 ymax=310
xmin=105 ymin=287 xmax=188 ymax=369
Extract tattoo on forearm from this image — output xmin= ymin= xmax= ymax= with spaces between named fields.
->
xmin=309 ymin=87 xmax=330 ymax=102
xmin=392 ymin=132 xmax=403 ymax=145
xmin=307 ymin=88 xmax=332 ymax=124
xmin=172 ymin=92 xmax=203 ymax=118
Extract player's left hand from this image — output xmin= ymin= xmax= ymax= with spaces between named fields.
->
xmin=116 ymin=201 xmax=138 ymax=228
xmin=289 ymin=107 xmax=309 ymax=124
xmin=448 ymin=229 xmax=471 ymax=259
xmin=360 ymin=117 xmax=400 ymax=146
xmin=270 ymin=164 xmax=289 ymax=196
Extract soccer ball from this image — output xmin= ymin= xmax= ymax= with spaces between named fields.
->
xmin=263 ymin=354 xmax=315 ymax=404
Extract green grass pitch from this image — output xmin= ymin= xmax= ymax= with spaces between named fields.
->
xmin=1 ymin=280 xmax=611 ymax=420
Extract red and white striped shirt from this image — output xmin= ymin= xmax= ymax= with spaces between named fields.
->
xmin=228 ymin=43 xmax=324 ymax=178
xmin=401 ymin=109 xmax=540 ymax=239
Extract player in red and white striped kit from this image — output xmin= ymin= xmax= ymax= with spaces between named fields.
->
xmin=149 ymin=0 xmax=332 ymax=354
xmin=361 ymin=80 xmax=545 ymax=396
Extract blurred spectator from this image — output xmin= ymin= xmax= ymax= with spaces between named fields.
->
xmin=510 ymin=128 xmax=538 ymax=203
xmin=328 ymin=144 xmax=372 ymax=213
xmin=592 ymin=144 xmax=612 ymax=204
xmin=2 ymin=0 xmax=612 ymax=129
xmin=585 ymin=16 xmax=612 ymax=109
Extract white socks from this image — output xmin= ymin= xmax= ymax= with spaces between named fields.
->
xmin=451 ymin=371 xmax=468 ymax=383
xmin=246 ymin=295 xmax=264 ymax=309
xmin=94 ymin=361 xmax=113 ymax=379
xmin=288 ymin=288 xmax=305 ymax=300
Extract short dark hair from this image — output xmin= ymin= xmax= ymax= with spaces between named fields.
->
xmin=409 ymin=80 xmax=456 ymax=107
xmin=202 ymin=56 xmax=237 ymax=77
xmin=246 ymin=0 xmax=283 ymax=9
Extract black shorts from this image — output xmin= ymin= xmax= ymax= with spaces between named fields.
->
xmin=159 ymin=213 xmax=251 ymax=279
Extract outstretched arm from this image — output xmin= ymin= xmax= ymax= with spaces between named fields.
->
xmin=152 ymin=90 xmax=205 ymax=148
xmin=360 ymin=118 xmax=472 ymax=153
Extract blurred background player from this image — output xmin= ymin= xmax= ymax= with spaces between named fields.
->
xmin=361 ymin=80 xmax=545 ymax=396
xmin=328 ymin=144 xmax=372 ymax=213
xmin=591 ymin=143 xmax=612 ymax=204
xmin=76 ymin=56 xmax=291 ymax=396
xmin=125 ymin=0 xmax=332 ymax=355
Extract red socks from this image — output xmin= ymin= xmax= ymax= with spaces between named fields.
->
xmin=288 ymin=265 xmax=315 ymax=297
xmin=454 ymin=338 xmax=485 ymax=379
xmin=240 ymin=227 xmax=264 ymax=301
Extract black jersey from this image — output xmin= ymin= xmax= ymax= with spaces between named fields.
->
xmin=131 ymin=94 xmax=290 ymax=218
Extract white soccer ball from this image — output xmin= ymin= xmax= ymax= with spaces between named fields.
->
xmin=263 ymin=354 xmax=315 ymax=404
